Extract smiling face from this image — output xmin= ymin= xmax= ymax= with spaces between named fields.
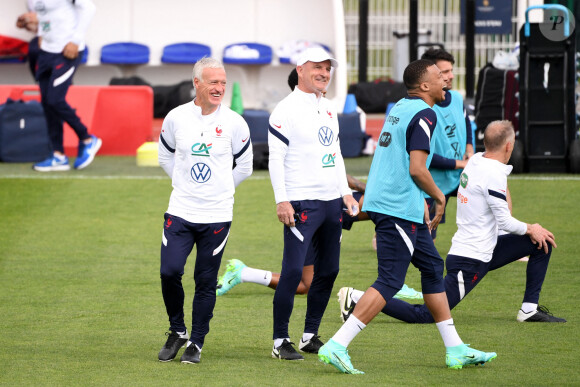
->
xmin=296 ymin=60 xmax=332 ymax=97
xmin=436 ymin=60 xmax=454 ymax=90
xmin=193 ymin=67 xmax=227 ymax=114
xmin=425 ymin=64 xmax=447 ymax=104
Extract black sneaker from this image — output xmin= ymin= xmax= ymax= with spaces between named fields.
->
xmin=517 ymin=305 xmax=567 ymax=323
xmin=272 ymin=339 xmax=304 ymax=360
xmin=180 ymin=343 xmax=201 ymax=364
xmin=158 ymin=330 xmax=189 ymax=362
xmin=298 ymin=335 xmax=324 ymax=353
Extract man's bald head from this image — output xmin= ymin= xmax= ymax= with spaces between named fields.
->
xmin=483 ymin=120 xmax=515 ymax=152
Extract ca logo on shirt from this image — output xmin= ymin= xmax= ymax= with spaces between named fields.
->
xmin=191 ymin=143 xmax=212 ymax=157
xmin=322 ymin=153 xmax=336 ymax=168
xmin=318 ymin=126 xmax=334 ymax=146
xmin=191 ymin=163 xmax=211 ymax=183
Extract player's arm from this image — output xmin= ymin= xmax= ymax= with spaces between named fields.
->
xmin=347 ymin=174 xmax=366 ymax=193
xmin=464 ymin=109 xmax=474 ymax=159
xmin=431 ymin=153 xmax=467 ymax=170
xmin=65 ymin=0 xmax=96 ymax=59
xmin=333 ymin=136 xmax=358 ymax=216
xmin=268 ymin=112 xmax=294 ymax=226
xmin=408 ymin=109 xmax=445 ymax=229
xmin=231 ymin=121 xmax=253 ymax=187
xmin=158 ymin=117 xmax=176 ymax=178
xmin=492 ymin=183 xmax=556 ymax=253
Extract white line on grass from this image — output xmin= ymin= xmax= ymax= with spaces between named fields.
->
xmin=1 ymin=174 xmax=579 ymax=181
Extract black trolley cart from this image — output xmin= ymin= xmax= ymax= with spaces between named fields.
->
xmin=518 ymin=4 xmax=580 ymax=172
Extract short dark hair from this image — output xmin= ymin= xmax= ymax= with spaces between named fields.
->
xmin=403 ymin=59 xmax=434 ymax=90
xmin=288 ymin=68 xmax=298 ymax=91
xmin=483 ymin=120 xmax=515 ymax=151
xmin=421 ymin=48 xmax=455 ymax=64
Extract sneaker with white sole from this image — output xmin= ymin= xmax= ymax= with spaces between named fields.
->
xmin=338 ymin=287 xmax=356 ymax=323
xmin=298 ymin=335 xmax=324 ymax=353
xmin=272 ymin=339 xmax=304 ymax=360
xmin=318 ymin=339 xmax=364 ymax=374
xmin=393 ymin=284 xmax=423 ymax=300
xmin=446 ymin=343 xmax=497 ymax=369
xmin=33 ymin=155 xmax=70 ymax=172
xmin=74 ymin=135 xmax=102 ymax=169
xmin=158 ymin=330 xmax=189 ymax=362
xmin=517 ymin=305 xmax=566 ymax=322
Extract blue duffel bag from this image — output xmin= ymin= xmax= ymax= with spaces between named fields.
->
xmin=0 ymin=98 xmax=51 ymax=162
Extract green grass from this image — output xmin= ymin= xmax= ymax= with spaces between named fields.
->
xmin=0 ymin=156 xmax=579 ymax=386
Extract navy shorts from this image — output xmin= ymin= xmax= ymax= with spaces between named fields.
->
xmin=367 ymin=212 xmax=445 ymax=301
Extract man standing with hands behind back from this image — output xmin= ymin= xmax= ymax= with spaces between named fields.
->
xmin=156 ymin=57 xmax=253 ymax=364
xmin=268 ymin=47 xmax=358 ymax=360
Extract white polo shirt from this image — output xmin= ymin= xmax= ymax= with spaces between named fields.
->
xmin=449 ymin=152 xmax=527 ymax=262
xmin=30 ymin=0 xmax=96 ymax=53
xmin=268 ymin=88 xmax=350 ymax=203
xmin=158 ymin=101 xmax=253 ymax=224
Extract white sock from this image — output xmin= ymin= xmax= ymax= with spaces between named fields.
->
xmin=55 ymin=154 xmax=66 ymax=160
xmin=332 ymin=315 xmax=366 ymax=348
xmin=302 ymin=332 xmax=314 ymax=342
xmin=521 ymin=302 xmax=538 ymax=314
xmin=176 ymin=330 xmax=188 ymax=339
xmin=351 ymin=289 xmax=365 ymax=303
xmin=240 ymin=267 xmax=272 ymax=286
xmin=274 ymin=338 xmax=289 ymax=348
xmin=436 ymin=318 xmax=463 ymax=348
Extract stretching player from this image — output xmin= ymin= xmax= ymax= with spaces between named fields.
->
xmin=156 ymin=58 xmax=253 ymax=364
xmin=216 ymin=174 xmax=422 ymax=299
xmin=339 ymin=120 xmax=566 ymax=325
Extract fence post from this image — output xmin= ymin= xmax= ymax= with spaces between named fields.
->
xmin=358 ymin=0 xmax=369 ymax=83
xmin=409 ymin=0 xmax=418 ymax=62
xmin=465 ymin=0 xmax=476 ymax=99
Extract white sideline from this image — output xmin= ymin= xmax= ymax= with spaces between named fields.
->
xmin=0 ymin=174 xmax=580 ymax=181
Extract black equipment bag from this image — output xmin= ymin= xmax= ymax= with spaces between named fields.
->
xmin=347 ymin=81 xmax=407 ymax=113
xmin=0 ymin=98 xmax=51 ymax=162
xmin=474 ymin=63 xmax=519 ymax=152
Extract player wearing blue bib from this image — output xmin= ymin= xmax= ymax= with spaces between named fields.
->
xmin=421 ymin=49 xmax=474 ymax=240
xmin=318 ymin=60 xmax=496 ymax=374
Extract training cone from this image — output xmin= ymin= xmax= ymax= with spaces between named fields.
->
xmin=343 ymin=93 xmax=357 ymax=114
xmin=230 ymin=82 xmax=244 ymax=115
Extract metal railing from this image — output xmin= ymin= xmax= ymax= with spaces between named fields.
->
xmin=343 ymin=0 xmax=519 ymax=93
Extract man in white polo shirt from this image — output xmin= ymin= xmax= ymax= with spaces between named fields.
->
xmin=268 ymin=47 xmax=358 ymax=360
xmin=156 ymin=57 xmax=253 ymax=364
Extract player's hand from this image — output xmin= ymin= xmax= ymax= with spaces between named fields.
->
xmin=63 ymin=42 xmax=79 ymax=59
xmin=429 ymin=195 xmax=445 ymax=231
xmin=423 ymin=200 xmax=431 ymax=228
xmin=455 ymin=159 xmax=468 ymax=169
xmin=526 ymin=223 xmax=557 ymax=253
xmin=342 ymin=194 xmax=359 ymax=217
xmin=276 ymin=201 xmax=295 ymax=227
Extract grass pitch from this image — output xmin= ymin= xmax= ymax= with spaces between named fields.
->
xmin=0 ymin=156 xmax=578 ymax=386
